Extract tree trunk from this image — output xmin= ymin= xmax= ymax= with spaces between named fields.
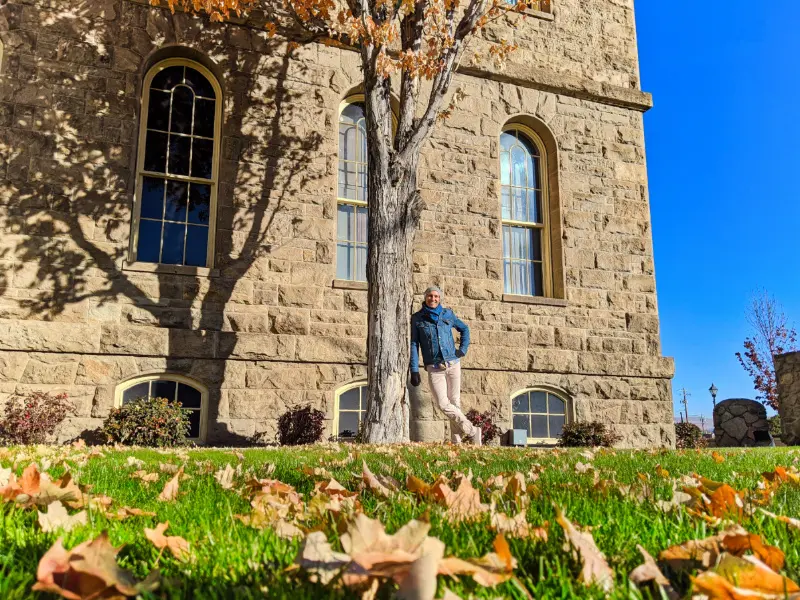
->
xmin=361 ymin=78 xmax=422 ymax=443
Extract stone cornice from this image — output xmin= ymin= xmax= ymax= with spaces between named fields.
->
xmin=457 ymin=63 xmax=653 ymax=112
xmin=130 ymin=0 xmax=652 ymax=113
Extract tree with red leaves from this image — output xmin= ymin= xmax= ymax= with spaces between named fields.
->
xmin=736 ymin=291 xmax=798 ymax=410
xmin=151 ymin=0 xmax=536 ymax=442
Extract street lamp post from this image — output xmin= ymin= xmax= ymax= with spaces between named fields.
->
xmin=709 ymin=383 xmax=718 ymax=408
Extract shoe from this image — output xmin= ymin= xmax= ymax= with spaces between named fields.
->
xmin=466 ymin=426 xmax=482 ymax=447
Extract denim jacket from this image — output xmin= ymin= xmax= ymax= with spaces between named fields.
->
xmin=410 ymin=307 xmax=470 ymax=373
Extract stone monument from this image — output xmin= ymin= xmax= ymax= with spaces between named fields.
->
xmin=712 ymin=399 xmax=771 ymax=447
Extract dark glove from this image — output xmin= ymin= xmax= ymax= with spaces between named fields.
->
xmin=456 ymin=350 xmax=465 ymax=358
xmin=410 ymin=372 xmax=421 ymax=387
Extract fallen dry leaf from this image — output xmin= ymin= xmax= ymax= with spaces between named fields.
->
xmin=362 ymin=460 xmax=399 ymax=499
xmin=33 ymin=532 xmax=159 ymax=598
xmin=214 ymin=464 xmax=236 ymax=490
xmin=125 ymin=457 xmax=144 ymax=469
xmin=657 ymin=525 xmax=771 ymax=573
xmin=157 ymin=468 xmax=183 ymax=502
xmin=555 ymin=506 xmax=614 ymax=592
xmin=712 ymin=451 xmax=725 ymax=463
xmin=159 ymin=463 xmax=180 ymax=474
xmin=131 ymin=471 xmax=159 ymax=484
xmin=438 ymin=534 xmax=517 ymax=587
xmin=692 ymin=553 xmax=800 ymax=599
xmin=395 ymin=537 xmax=446 ymax=600
xmin=38 ymin=501 xmax=88 ymax=533
xmin=144 ymin=522 xmax=191 ymax=561
xmin=628 ymin=545 xmax=678 ymax=599
xmin=293 ymin=531 xmax=351 ymax=585
xmin=760 ymin=507 xmax=800 ymax=531
xmin=721 ymin=531 xmax=784 ymax=572
xmin=575 ymin=462 xmax=594 ymax=474
xmin=302 ymin=466 xmax=334 ymax=480
xmin=430 ymin=474 xmax=489 ymax=523
xmin=108 ymin=507 xmax=157 ymax=521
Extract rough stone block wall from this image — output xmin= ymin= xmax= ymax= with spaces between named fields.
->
xmin=712 ymin=398 xmax=769 ymax=447
xmin=776 ymin=352 xmax=800 ymax=445
xmin=0 ymin=0 xmax=675 ymax=447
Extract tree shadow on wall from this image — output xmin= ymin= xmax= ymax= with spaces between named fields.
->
xmin=0 ymin=0 xmax=328 ymax=443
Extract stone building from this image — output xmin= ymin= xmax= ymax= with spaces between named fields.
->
xmin=0 ymin=0 xmax=675 ymax=446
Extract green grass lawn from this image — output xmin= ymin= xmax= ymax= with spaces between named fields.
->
xmin=0 ymin=444 xmax=798 ymax=599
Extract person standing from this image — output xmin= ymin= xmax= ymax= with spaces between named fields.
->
xmin=409 ymin=286 xmax=482 ymax=446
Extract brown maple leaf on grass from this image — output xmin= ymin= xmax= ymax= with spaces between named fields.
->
xmin=555 ymin=506 xmax=615 ymax=592
xmin=144 ymin=522 xmax=191 ymax=562
xmin=157 ymin=467 xmax=183 ymax=501
xmin=659 ymin=526 xmax=786 ymax=575
xmin=1 ymin=464 xmax=86 ymax=509
xmin=692 ymin=554 xmax=800 ymax=599
xmin=362 ymin=460 xmax=400 ymax=499
xmin=430 ymin=474 xmax=489 ymax=523
xmin=628 ymin=545 xmax=679 ymax=600
xmin=38 ymin=500 xmax=88 ymax=533
xmin=214 ymin=463 xmax=236 ymax=489
xmin=33 ymin=532 xmax=159 ymax=599
xmin=294 ymin=514 xmax=518 ymax=595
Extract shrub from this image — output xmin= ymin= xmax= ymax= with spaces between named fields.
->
xmin=675 ymin=422 xmax=705 ymax=449
xmin=102 ymin=397 xmax=190 ymax=447
xmin=558 ymin=421 xmax=620 ymax=448
xmin=465 ymin=410 xmax=501 ymax=444
xmin=0 ymin=392 xmax=74 ymax=445
xmin=768 ymin=415 xmax=782 ymax=439
xmin=278 ymin=406 xmax=325 ymax=446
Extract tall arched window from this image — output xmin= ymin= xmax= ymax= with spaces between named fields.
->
xmin=500 ymin=126 xmax=551 ymax=296
xmin=116 ymin=374 xmax=207 ymax=442
xmin=337 ymin=98 xmax=368 ymax=282
xmin=333 ymin=381 xmax=368 ymax=439
xmin=511 ymin=388 xmax=567 ymax=444
xmin=131 ymin=59 xmax=222 ymax=268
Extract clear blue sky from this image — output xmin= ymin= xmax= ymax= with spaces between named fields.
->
xmin=635 ymin=2 xmax=800 ymax=419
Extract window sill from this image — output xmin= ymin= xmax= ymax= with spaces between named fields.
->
xmin=332 ymin=279 xmax=368 ymax=291
xmin=502 ymin=294 xmax=567 ymax=307
xmin=121 ymin=260 xmax=219 ymax=278
xmin=522 ymin=8 xmax=554 ymax=20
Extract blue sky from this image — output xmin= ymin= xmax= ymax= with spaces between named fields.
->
xmin=635 ymin=2 xmax=800 ymax=419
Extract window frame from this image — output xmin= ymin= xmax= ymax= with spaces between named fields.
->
xmin=332 ymin=380 xmax=368 ymax=440
xmin=129 ymin=58 xmax=223 ymax=269
xmin=510 ymin=387 xmax=569 ymax=445
xmin=114 ymin=373 xmax=209 ymax=443
xmin=500 ymin=124 xmax=553 ymax=298
xmin=336 ymin=95 xmax=370 ymax=282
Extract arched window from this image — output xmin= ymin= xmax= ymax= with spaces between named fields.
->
xmin=336 ymin=98 xmax=368 ymax=282
xmin=500 ymin=126 xmax=551 ymax=296
xmin=131 ymin=59 xmax=221 ymax=268
xmin=511 ymin=389 xmax=567 ymax=444
xmin=333 ymin=381 xmax=368 ymax=439
xmin=115 ymin=374 xmax=207 ymax=441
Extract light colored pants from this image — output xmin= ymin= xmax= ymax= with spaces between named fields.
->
xmin=426 ymin=361 xmax=475 ymax=443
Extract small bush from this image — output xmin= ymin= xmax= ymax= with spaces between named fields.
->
xmin=675 ymin=422 xmax=705 ymax=449
xmin=102 ymin=397 xmax=190 ymax=447
xmin=278 ymin=406 xmax=325 ymax=446
xmin=0 ymin=392 xmax=74 ymax=445
xmin=466 ymin=410 xmax=501 ymax=444
xmin=768 ymin=415 xmax=782 ymax=439
xmin=558 ymin=421 xmax=620 ymax=448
